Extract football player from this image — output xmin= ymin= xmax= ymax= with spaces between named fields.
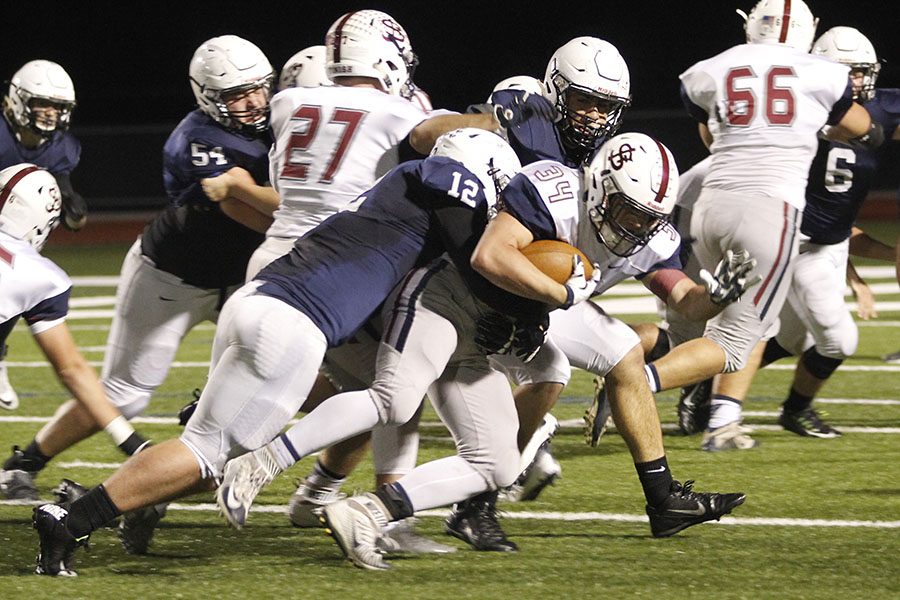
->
xmin=0 ymin=165 xmax=145 ymax=510
xmin=277 ymin=45 xmax=332 ymax=90
xmin=0 ymin=60 xmax=87 ymax=411
xmin=29 ymin=128 xmax=519 ymax=576
xmin=645 ymin=26 xmax=900 ymax=439
xmin=4 ymin=35 xmax=277 ymax=554
xmin=642 ymin=0 xmax=879 ymax=451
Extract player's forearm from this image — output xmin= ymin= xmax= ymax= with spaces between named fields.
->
xmin=848 ymin=227 xmax=895 ymax=262
xmin=666 ymin=283 xmax=720 ymax=322
xmin=229 ymin=182 xmax=280 ymax=217
xmin=471 ymin=243 xmax=568 ymax=306
xmin=409 ymin=113 xmax=500 ymax=154
xmin=220 ymin=198 xmax=273 ymax=233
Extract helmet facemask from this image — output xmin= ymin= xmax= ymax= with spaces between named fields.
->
xmin=554 ymin=79 xmax=629 ymax=162
xmin=848 ymin=63 xmax=880 ymax=102
xmin=206 ymin=76 xmax=274 ymax=137
xmin=589 ymin=186 xmax=666 ymax=257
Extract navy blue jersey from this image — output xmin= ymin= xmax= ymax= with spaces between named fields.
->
xmin=490 ymin=89 xmax=574 ymax=167
xmin=802 ymin=89 xmax=900 ymax=244
xmin=257 ymin=156 xmax=544 ymax=346
xmin=0 ymin=119 xmax=80 ymax=175
xmin=141 ymin=110 xmax=270 ymax=288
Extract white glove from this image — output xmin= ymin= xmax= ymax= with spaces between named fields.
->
xmin=561 ymin=255 xmax=601 ymax=309
xmin=699 ymin=249 xmax=762 ymax=306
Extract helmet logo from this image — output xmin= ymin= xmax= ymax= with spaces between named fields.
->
xmin=608 ymin=144 xmax=635 ymax=170
xmin=381 ymin=19 xmax=406 ymax=44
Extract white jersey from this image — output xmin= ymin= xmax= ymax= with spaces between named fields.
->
xmin=503 ymin=161 xmax=682 ymax=295
xmin=680 ymin=43 xmax=850 ymax=209
xmin=0 ymin=232 xmax=71 ymax=334
xmin=267 ymin=85 xmax=430 ymax=239
xmin=675 ymin=156 xmax=711 ymax=211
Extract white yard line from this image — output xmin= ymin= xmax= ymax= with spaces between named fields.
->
xmin=3 ymin=499 xmax=895 ymax=529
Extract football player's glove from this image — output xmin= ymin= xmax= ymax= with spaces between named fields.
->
xmin=493 ymin=92 xmax=554 ymax=131
xmin=699 ymin=249 xmax=762 ymax=306
xmin=561 ymin=255 xmax=601 ymax=309
xmin=178 ymin=388 xmax=203 ymax=426
xmin=475 ymin=312 xmax=516 ymax=356
xmin=61 ymin=190 xmax=87 ymax=231
xmin=512 ymin=316 xmax=549 ymax=363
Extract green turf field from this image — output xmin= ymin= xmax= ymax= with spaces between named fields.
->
xmin=2 ymin=226 xmax=899 ymax=599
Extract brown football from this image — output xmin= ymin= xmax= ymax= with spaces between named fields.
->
xmin=521 ymin=240 xmax=593 ymax=284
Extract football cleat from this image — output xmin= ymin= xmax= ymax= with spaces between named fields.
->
xmin=0 ymin=360 xmax=19 ymax=410
xmin=118 ymin=503 xmax=168 ymax=555
xmin=322 ymin=494 xmax=391 ymax=571
xmin=288 ymin=481 xmax=346 ymax=528
xmin=216 ymin=446 xmax=282 ymax=529
xmin=779 ymin=407 xmax=842 ymax=439
xmin=0 ymin=468 xmax=38 ymax=501
xmin=883 ymin=350 xmax=900 ymax=364
xmin=584 ymin=376 xmax=613 ymax=446
xmin=376 ymin=517 xmax=457 ymax=554
xmin=503 ymin=441 xmax=561 ymax=502
xmin=701 ymin=422 xmax=758 ymax=451
xmin=33 ymin=503 xmax=88 ymax=576
xmin=677 ymin=379 xmax=713 ymax=435
xmin=445 ymin=491 xmax=517 ymax=552
xmin=52 ymin=479 xmax=88 ymax=507
xmin=646 ymin=479 xmax=746 ymax=538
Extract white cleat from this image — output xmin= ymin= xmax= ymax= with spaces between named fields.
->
xmin=376 ymin=518 xmax=457 ymax=554
xmin=0 ymin=361 xmax=20 ymax=411
xmin=503 ymin=441 xmax=562 ymax=502
xmin=288 ymin=482 xmax=347 ymax=528
xmin=701 ymin=421 xmax=758 ymax=451
xmin=322 ymin=494 xmax=391 ymax=571
xmin=216 ymin=447 xmax=282 ymax=529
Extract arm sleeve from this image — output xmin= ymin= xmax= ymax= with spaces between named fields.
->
xmin=23 ymin=288 xmax=71 ymax=334
xmin=499 ymin=175 xmax=557 ymax=241
xmin=680 ymin=82 xmax=709 ymax=124
xmin=826 ymin=81 xmax=855 ymax=126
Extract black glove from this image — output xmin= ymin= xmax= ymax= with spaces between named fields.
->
xmin=178 ymin=388 xmax=202 ymax=426
xmin=475 ymin=312 xmax=516 ymax=356
xmin=61 ymin=190 xmax=88 ymax=231
xmin=512 ymin=316 xmax=550 ymax=363
xmin=493 ymin=91 xmax=554 ymax=130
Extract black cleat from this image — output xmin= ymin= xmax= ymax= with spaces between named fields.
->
xmin=33 ymin=503 xmax=88 ymax=576
xmin=118 ymin=503 xmax=168 ymax=555
xmin=677 ymin=379 xmax=713 ymax=435
xmin=445 ymin=491 xmax=517 ymax=552
xmin=779 ymin=407 xmax=842 ymax=439
xmin=646 ymin=480 xmax=745 ymax=538
xmin=584 ymin=376 xmax=613 ymax=447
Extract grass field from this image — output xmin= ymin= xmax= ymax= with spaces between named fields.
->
xmin=2 ymin=223 xmax=899 ymax=599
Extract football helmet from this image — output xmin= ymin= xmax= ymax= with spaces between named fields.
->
xmin=543 ymin=38 xmax=632 ymax=160
xmin=279 ymin=46 xmax=332 ymax=90
xmin=584 ymin=133 xmax=679 ymax=257
xmin=430 ymin=128 xmax=522 ymax=207
xmin=189 ymin=35 xmax=275 ymax=136
xmin=492 ymin=76 xmax=544 ymax=97
xmin=3 ymin=60 xmax=76 ymax=141
xmin=324 ymin=10 xmax=418 ymax=99
xmin=739 ymin=0 xmax=818 ymax=51
xmin=812 ymin=27 xmax=880 ymax=102
xmin=0 ymin=164 xmax=62 ymax=251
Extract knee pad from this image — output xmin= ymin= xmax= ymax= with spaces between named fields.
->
xmin=369 ymin=384 xmax=423 ymax=426
xmin=646 ymin=327 xmax=671 ymax=362
xmin=102 ymin=378 xmax=152 ymax=420
xmin=801 ymin=348 xmax=844 ymax=379
xmin=816 ymin=321 xmax=858 ymax=360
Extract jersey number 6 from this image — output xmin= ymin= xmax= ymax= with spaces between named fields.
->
xmin=725 ymin=66 xmax=796 ymax=127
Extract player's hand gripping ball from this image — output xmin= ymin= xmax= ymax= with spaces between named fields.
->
xmin=521 ymin=240 xmax=594 ymax=283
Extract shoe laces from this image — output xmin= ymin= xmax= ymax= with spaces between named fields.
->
xmin=474 ymin=500 xmax=509 ymax=540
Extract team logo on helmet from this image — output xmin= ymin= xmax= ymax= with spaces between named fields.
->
xmin=608 ymin=143 xmax=635 ymax=170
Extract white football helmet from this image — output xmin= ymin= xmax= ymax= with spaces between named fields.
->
xmin=584 ymin=133 xmax=679 ymax=257
xmin=279 ymin=46 xmax=333 ymax=90
xmin=543 ymin=37 xmax=632 ymax=159
xmin=3 ymin=60 xmax=76 ymax=141
xmin=430 ymin=128 xmax=522 ymax=207
xmin=812 ymin=27 xmax=880 ymax=102
xmin=739 ymin=0 xmax=818 ymax=51
xmin=324 ymin=10 xmax=418 ymax=99
xmin=492 ymin=76 xmax=544 ymax=97
xmin=189 ymin=35 xmax=275 ymax=136
xmin=0 ymin=164 xmax=62 ymax=251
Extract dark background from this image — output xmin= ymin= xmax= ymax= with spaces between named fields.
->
xmin=5 ymin=0 xmax=899 ymax=210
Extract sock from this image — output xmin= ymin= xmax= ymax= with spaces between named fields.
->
xmin=373 ymin=482 xmax=414 ymax=521
xmin=762 ymin=338 xmax=793 ymax=367
xmin=646 ymin=329 xmax=671 ymax=362
xmin=66 ymin=484 xmax=122 ymax=540
xmin=782 ymin=387 xmax=813 ymax=413
xmin=644 ymin=363 xmax=661 ymax=393
xmin=4 ymin=439 xmax=52 ymax=472
xmin=305 ymin=459 xmax=346 ymax=491
xmin=707 ymin=395 xmax=743 ymax=430
xmin=635 ymin=456 xmax=674 ymax=507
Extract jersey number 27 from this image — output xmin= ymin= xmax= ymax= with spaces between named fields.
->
xmin=280 ymin=105 xmax=367 ymax=184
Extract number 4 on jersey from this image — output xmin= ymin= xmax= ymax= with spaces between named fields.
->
xmin=280 ymin=105 xmax=367 ymax=183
